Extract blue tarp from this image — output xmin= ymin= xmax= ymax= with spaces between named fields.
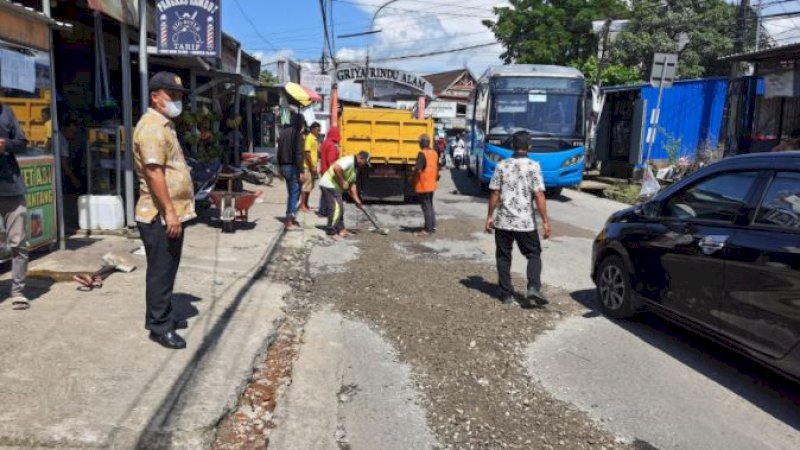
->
xmin=640 ymin=78 xmax=728 ymax=161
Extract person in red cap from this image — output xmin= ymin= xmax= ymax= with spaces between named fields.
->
xmin=317 ymin=127 xmax=341 ymax=217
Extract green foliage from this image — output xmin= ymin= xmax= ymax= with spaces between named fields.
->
xmin=259 ymin=70 xmax=278 ymax=86
xmin=484 ymin=0 xmax=629 ymax=67
xmin=609 ymin=0 xmax=739 ymax=80
xmin=577 ymin=56 xmax=641 ymax=86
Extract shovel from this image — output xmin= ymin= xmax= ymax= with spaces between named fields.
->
xmin=358 ymin=205 xmax=389 ymax=235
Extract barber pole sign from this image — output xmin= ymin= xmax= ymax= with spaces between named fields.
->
xmin=155 ymin=0 xmax=221 ymax=58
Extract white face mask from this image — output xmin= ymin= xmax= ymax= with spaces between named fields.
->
xmin=163 ymin=99 xmax=183 ymax=118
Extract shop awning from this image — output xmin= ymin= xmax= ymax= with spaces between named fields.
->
xmin=0 ymin=0 xmax=72 ymax=30
xmin=282 ymin=82 xmax=322 ymax=107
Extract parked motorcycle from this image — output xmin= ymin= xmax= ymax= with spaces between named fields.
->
xmin=187 ymin=157 xmax=222 ymax=212
xmin=241 ymin=152 xmax=279 ymax=186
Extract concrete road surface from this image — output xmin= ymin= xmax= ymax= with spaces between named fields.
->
xmin=267 ymin=167 xmax=799 ymax=449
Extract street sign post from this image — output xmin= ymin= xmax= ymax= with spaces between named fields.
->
xmin=644 ymin=53 xmax=678 ymax=164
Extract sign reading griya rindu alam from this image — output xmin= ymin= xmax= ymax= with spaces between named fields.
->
xmin=155 ymin=0 xmax=221 ymax=57
xmin=335 ymin=66 xmax=434 ymax=97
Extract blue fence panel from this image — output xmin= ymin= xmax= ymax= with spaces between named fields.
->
xmin=641 ymin=78 xmax=728 ymax=161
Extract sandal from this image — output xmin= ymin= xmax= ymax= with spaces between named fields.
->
xmin=11 ymin=297 xmax=30 ymax=310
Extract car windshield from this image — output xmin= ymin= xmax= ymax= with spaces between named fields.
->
xmin=489 ymin=92 xmax=582 ymax=138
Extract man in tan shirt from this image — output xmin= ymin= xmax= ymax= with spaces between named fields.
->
xmin=134 ymin=72 xmax=195 ymax=349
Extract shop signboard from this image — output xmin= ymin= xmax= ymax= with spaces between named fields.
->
xmin=155 ymin=0 xmax=221 ymax=58
xmin=0 ymin=156 xmax=56 ymax=260
xmin=301 ymin=73 xmax=332 ymax=96
xmin=428 ymin=101 xmax=457 ymax=119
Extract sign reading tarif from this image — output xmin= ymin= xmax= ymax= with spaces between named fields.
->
xmin=155 ymin=0 xmax=221 ymax=58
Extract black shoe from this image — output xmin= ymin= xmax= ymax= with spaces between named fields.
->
xmin=501 ymin=296 xmax=518 ymax=306
xmin=175 ymin=320 xmax=188 ymax=330
xmin=527 ymin=288 xmax=549 ymax=306
xmin=149 ymin=331 xmax=187 ymax=350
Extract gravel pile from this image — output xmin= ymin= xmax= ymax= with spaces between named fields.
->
xmin=309 ymin=219 xmax=632 ymax=450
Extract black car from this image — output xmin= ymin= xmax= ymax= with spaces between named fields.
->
xmin=592 ymin=152 xmax=800 ymax=379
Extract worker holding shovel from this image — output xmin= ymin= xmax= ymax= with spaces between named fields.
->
xmin=319 ymin=151 xmax=370 ymax=240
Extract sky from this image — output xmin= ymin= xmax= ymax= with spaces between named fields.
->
xmin=221 ymin=0 xmax=508 ymax=76
xmin=220 ymin=0 xmax=800 ymax=98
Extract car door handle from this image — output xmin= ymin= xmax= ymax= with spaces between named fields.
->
xmin=699 ymin=235 xmax=729 ymax=255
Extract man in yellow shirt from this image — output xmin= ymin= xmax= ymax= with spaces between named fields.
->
xmin=300 ymin=122 xmax=320 ymax=212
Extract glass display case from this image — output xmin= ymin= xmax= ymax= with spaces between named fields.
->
xmin=86 ymin=126 xmax=124 ymax=195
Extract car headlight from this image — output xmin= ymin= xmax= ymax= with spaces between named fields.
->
xmin=561 ymin=155 xmax=584 ymax=168
xmin=486 ymin=152 xmax=504 ymax=163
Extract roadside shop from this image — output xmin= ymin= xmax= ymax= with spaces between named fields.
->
xmin=0 ymin=1 xmax=71 ymax=258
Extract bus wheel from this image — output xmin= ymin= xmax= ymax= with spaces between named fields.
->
xmin=545 ymin=187 xmax=563 ymax=197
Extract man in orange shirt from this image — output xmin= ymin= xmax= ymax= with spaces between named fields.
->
xmin=413 ymin=134 xmax=439 ymax=236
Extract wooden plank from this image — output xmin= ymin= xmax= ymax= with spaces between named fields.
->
xmin=0 ymin=9 xmax=49 ymax=51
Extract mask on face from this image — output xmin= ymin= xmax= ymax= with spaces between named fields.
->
xmin=163 ymin=99 xmax=183 ymax=118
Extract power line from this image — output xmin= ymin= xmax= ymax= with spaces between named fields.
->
xmin=369 ymin=42 xmax=500 ymax=62
xmin=232 ymin=0 xmax=278 ymax=52
xmin=333 ymin=0 xmax=493 ymax=19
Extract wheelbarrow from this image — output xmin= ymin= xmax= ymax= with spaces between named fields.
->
xmin=209 ymin=189 xmax=263 ymax=232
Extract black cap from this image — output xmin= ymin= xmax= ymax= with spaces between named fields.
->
xmin=148 ymin=71 xmax=190 ymax=93
xmin=358 ymin=151 xmax=372 ymax=168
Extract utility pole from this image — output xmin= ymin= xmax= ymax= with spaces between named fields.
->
xmin=722 ymin=0 xmax=750 ymax=152
xmin=729 ymin=0 xmax=750 ymax=79
xmin=755 ymin=0 xmax=763 ymax=51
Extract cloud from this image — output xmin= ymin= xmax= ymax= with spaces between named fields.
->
xmin=336 ymin=0 xmax=508 ymax=76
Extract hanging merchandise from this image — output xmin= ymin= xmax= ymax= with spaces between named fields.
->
xmin=93 ymin=12 xmax=116 ymax=108
xmin=301 ymin=106 xmax=316 ymax=127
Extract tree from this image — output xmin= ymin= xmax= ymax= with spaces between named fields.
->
xmin=609 ymin=0 xmax=740 ymax=80
xmin=577 ymin=56 xmax=641 ymax=86
xmin=484 ymin=0 xmax=629 ymax=67
xmin=259 ymin=70 xmax=278 ymax=86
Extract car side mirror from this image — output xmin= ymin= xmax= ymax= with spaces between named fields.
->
xmin=637 ymin=200 xmax=661 ymax=219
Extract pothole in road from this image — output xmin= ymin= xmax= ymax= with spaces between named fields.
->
xmin=310 ymin=218 xmax=632 ymax=450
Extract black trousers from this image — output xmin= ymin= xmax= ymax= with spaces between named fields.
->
xmin=138 ymin=220 xmax=185 ymax=335
xmin=419 ymin=192 xmax=435 ymax=232
xmin=322 ymin=187 xmax=345 ymax=235
xmin=495 ymin=228 xmax=542 ymax=297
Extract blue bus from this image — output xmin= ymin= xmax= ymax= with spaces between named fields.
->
xmin=470 ymin=65 xmax=586 ymax=196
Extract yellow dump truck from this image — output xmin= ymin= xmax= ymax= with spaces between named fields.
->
xmin=338 ymin=107 xmax=433 ymax=201
xmin=1 ymin=92 xmax=51 ymax=148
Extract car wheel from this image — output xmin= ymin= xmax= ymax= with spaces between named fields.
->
xmin=596 ymin=255 xmax=638 ymax=319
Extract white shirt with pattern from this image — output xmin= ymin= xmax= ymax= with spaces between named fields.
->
xmin=489 ymin=157 xmax=546 ymax=232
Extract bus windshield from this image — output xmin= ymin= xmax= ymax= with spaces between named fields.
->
xmin=486 ymin=76 xmax=584 ymax=139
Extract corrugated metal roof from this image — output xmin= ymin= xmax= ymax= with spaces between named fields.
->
xmin=719 ymin=43 xmax=800 ymax=62
xmin=480 ymin=65 xmax=584 ymax=80
xmin=0 ymin=0 xmax=72 ymax=30
xmin=600 ymin=76 xmax=729 ymax=94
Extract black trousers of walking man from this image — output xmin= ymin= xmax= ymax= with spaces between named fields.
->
xmin=138 ymin=220 xmax=184 ymax=335
xmin=495 ymin=228 xmax=542 ymax=298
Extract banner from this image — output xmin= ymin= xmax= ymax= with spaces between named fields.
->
xmin=155 ymin=0 xmax=221 ymax=58
xmin=335 ymin=66 xmax=433 ymax=97
xmin=21 ymin=160 xmax=56 ymax=249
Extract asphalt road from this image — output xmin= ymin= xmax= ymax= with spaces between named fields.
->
xmin=268 ymin=167 xmax=800 ymax=450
